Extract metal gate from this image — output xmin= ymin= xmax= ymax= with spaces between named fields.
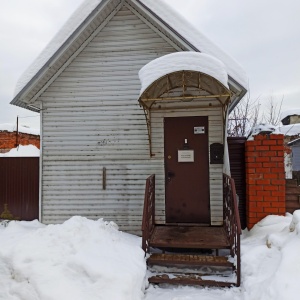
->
xmin=228 ymin=137 xmax=246 ymax=229
xmin=0 ymin=157 xmax=39 ymax=221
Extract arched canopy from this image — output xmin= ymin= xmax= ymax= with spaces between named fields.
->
xmin=138 ymin=52 xmax=231 ymax=110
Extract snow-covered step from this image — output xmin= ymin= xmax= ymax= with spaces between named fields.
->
xmin=148 ymin=273 xmax=235 ymax=287
xmin=147 ymin=253 xmax=234 ymax=268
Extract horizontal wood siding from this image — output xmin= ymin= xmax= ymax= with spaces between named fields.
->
xmin=40 ymin=5 xmax=179 ymax=234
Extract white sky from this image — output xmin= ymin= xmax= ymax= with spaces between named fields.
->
xmin=1 ymin=0 xmax=300 ymax=129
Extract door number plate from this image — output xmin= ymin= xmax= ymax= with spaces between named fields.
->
xmin=194 ymin=126 xmax=205 ymax=134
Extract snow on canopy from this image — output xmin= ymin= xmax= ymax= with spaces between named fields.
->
xmin=0 ymin=145 xmax=40 ymax=157
xmin=280 ymin=108 xmax=300 ymax=121
xmin=0 ymin=123 xmax=40 ymax=135
xmin=139 ymin=52 xmax=229 ymax=96
xmin=15 ymin=0 xmax=247 ymax=97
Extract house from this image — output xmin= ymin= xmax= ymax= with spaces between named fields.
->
xmin=10 ymin=0 xmax=247 ymax=286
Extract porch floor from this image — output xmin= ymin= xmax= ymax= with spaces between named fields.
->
xmin=149 ymin=225 xmax=230 ymax=249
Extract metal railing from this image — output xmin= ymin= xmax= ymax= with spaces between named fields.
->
xmin=141 ymin=174 xmax=155 ymax=254
xmin=223 ymin=173 xmax=242 ymax=287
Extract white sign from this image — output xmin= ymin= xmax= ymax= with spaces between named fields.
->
xmin=194 ymin=126 xmax=205 ymax=134
xmin=178 ymin=150 xmax=194 ymax=162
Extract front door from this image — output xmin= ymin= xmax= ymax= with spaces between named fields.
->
xmin=164 ymin=116 xmax=210 ymax=224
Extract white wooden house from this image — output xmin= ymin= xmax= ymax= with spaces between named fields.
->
xmin=11 ymin=0 xmax=247 ymax=235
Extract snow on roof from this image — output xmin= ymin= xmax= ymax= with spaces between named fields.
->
xmin=0 ymin=145 xmax=40 ymax=157
xmin=278 ymin=124 xmax=300 ymax=136
xmin=280 ymin=108 xmax=300 ymax=121
xmin=15 ymin=0 xmax=247 ymax=98
xmin=139 ymin=52 xmax=229 ymax=96
xmin=15 ymin=0 xmax=104 ymax=96
xmin=141 ymin=0 xmax=247 ymax=89
xmin=0 ymin=123 xmax=40 ymax=135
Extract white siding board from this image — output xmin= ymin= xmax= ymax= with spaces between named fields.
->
xmin=40 ymin=4 xmax=224 ymax=233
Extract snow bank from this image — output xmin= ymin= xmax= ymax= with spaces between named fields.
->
xmin=0 ymin=123 xmax=40 ymax=135
xmin=241 ymin=213 xmax=300 ymax=300
xmin=139 ymin=52 xmax=229 ymax=96
xmin=0 ymin=145 xmax=40 ymax=157
xmin=0 ymin=217 xmax=146 ymax=300
xmin=280 ymin=108 xmax=300 ymax=121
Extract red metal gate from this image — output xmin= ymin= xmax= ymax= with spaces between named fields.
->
xmin=0 ymin=157 xmax=39 ymax=221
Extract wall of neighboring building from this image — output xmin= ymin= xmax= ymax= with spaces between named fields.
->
xmin=289 ymin=115 xmax=300 ymax=125
xmin=0 ymin=131 xmax=40 ymax=153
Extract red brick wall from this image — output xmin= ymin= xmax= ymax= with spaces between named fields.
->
xmin=246 ymin=134 xmax=285 ymax=229
xmin=0 ymin=131 xmax=40 ymax=153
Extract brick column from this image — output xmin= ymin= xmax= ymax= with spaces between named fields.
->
xmin=246 ymin=134 xmax=285 ymax=229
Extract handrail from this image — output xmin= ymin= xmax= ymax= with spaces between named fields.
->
xmin=223 ymin=173 xmax=242 ymax=287
xmin=141 ymin=174 xmax=155 ymax=254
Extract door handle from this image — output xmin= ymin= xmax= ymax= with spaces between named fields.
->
xmin=167 ymin=171 xmax=175 ymax=183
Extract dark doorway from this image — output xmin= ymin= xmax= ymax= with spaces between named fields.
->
xmin=164 ymin=116 xmax=210 ymax=224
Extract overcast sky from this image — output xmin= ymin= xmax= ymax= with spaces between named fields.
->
xmin=1 ymin=0 xmax=300 ymax=129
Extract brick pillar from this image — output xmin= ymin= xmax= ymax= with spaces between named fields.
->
xmin=246 ymin=134 xmax=285 ymax=229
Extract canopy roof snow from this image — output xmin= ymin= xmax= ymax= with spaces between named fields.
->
xmin=138 ymin=52 xmax=231 ymax=110
xmin=10 ymin=0 xmax=247 ymax=111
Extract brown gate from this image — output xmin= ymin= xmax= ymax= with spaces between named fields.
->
xmin=227 ymin=137 xmax=246 ymax=229
xmin=0 ymin=157 xmax=39 ymax=221
xmin=164 ymin=116 xmax=210 ymax=224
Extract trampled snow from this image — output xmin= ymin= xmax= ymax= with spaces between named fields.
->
xmin=0 ymin=145 xmax=40 ymax=157
xmin=1 ymin=212 xmax=300 ymax=299
xmin=15 ymin=0 xmax=247 ymax=98
xmin=139 ymin=52 xmax=229 ymax=96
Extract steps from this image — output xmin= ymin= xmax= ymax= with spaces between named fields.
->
xmin=147 ymin=252 xmax=236 ymax=286
xmin=145 ymin=226 xmax=238 ymax=287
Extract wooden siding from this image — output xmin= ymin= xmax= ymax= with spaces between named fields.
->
xmin=40 ymin=4 xmax=225 ymax=233
xmin=40 ymin=5 xmax=179 ymax=234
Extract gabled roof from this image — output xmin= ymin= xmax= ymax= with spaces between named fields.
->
xmin=11 ymin=0 xmax=247 ymax=111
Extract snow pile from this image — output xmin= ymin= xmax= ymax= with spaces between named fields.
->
xmin=0 ymin=145 xmax=40 ymax=157
xmin=0 ymin=217 xmax=146 ymax=300
xmin=241 ymin=213 xmax=300 ymax=300
xmin=139 ymin=52 xmax=229 ymax=96
xmin=0 ymin=123 xmax=40 ymax=135
xmin=280 ymin=108 xmax=300 ymax=121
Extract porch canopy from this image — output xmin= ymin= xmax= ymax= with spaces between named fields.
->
xmin=138 ymin=52 xmax=232 ymax=156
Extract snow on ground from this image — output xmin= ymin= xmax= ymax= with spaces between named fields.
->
xmin=0 ymin=217 xmax=146 ymax=300
xmin=0 ymin=145 xmax=40 ymax=157
xmin=1 ymin=212 xmax=300 ymax=300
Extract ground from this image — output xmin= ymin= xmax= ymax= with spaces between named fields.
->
xmin=1 ymin=212 xmax=300 ymax=300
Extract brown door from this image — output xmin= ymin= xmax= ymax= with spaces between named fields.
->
xmin=164 ymin=116 xmax=210 ymax=224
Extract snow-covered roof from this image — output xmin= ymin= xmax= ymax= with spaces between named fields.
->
xmin=139 ymin=52 xmax=229 ymax=96
xmin=0 ymin=145 xmax=40 ymax=157
xmin=0 ymin=123 xmax=40 ymax=135
xmin=13 ymin=0 xmax=247 ymax=105
xmin=288 ymin=138 xmax=300 ymax=146
xmin=278 ymin=124 xmax=300 ymax=136
xmin=280 ymin=108 xmax=300 ymax=121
